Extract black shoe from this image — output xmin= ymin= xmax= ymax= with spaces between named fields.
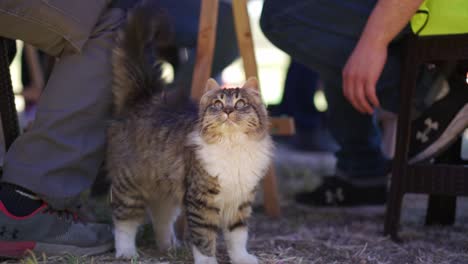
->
xmin=295 ymin=176 xmax=386 ymax=207
xmin=409 ymin=74 xmax=468 ymax=163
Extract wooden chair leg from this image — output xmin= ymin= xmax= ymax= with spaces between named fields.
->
xmin=384 ymin=182 xmax=404 ymax=241
xmin=232 ymin=0 xmax=258 ymax=78
xmin=385 ymin=143 xmax=405 ymax=241
xmin=384 ymin=37 xmax=418 ymax=241
xmin=232 ymin=0 xmax=281 ymax=217
xmin=426 ymin=195 xmax=457 ymax=226
xmin=191 ymin=0 xmax=219 ymax=99
xmin=262 ymin=167 xmax=281 ymax=217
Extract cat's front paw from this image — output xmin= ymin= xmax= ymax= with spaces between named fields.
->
xmin=115 ymin=246 xmax=138 ymax=259
xmin=231 ymin=253 xmax=258 ymax=264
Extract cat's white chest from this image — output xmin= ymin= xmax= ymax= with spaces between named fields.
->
xmin=191 ymin=132 xmax=272 ymax=218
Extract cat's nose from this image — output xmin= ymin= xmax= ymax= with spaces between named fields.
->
xmin=224 ymin=107 xmax=234 ymax=115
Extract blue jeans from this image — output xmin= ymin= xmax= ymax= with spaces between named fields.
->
xmin=278 ymin=61 xmax=323 ymax=131
xmin=261 ymin=0 xmax=403 ymax=185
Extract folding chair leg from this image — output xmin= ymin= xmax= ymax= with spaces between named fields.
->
xmin=232 ymin=0 xmax=258 ymax=78
xmin=384 ymin=185 xmax=404 ymax=241
xmin=384 ymin=38 xmax=418 ymax=241
xmin=262 ymin=167 xmax=281 ymax=217
xmin=191 ymin=0 xmax=219 ymax=100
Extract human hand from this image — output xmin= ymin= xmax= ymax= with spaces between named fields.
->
xmin=342 ymin=40 xmax=387 ymax=114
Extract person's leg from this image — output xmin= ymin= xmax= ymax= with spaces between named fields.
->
xmin=259 ymin=0 xmax=405 ymax=206
xmin=1 ymin=1 xmax=124 ymax=205
xmin=282 ymin=61 xmax=321 ymax=129
xmin=0 ymin=0 xmax=110 ymax=56
xmin=273 ymin=60 xmax=338 ymax=152
xmin=288 ymin=61 xmax=339 ymax=151
xmin=158 ymin=0 xmax=238 ymax=90
xmin=0 ymin=0 xmax=123 ymax=256
xmin=261 ymin=0 xmax=399 ymax=185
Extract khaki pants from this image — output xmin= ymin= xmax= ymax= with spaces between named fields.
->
xmin=0 ymin=0 xmax=124 ymax=202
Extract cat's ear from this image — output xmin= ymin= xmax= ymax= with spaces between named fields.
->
xmin=205 ymin=78 xmax=220 ymax=91
xmin=241 ymin=77 xmax=259 ymax=91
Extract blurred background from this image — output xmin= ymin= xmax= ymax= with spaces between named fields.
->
xmin=8 ymin=0 xmax=328 ymax=124
xmin=6 ymin=0 xmax=467 ymax=160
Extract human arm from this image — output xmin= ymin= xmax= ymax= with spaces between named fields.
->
xmin=342 ymin=0 xmax=424 ymax=114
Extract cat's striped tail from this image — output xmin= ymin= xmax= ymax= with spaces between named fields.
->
xmin=111 ymin=0 xmax=172 ymax=115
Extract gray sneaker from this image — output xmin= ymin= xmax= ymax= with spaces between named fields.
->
xmin=0 ymin=201 xmax=113 ymax=258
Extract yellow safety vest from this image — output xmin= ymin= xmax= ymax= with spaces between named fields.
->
xmin=411 ymin=0 xmax=468 ymax=36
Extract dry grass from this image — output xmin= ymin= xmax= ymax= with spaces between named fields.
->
xmin=2 ymin=147 xmax=467 ymax=263
xmin=2 ymin=195 xmax=468 ymax=264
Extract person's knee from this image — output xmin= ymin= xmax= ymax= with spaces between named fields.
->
xmin=259 ymin=3 xmax=276 ymax=41
xmin=259 ymin=1 xmax=292 ymax=52
xmin=0 ymin=0 xmax=113 ymax=57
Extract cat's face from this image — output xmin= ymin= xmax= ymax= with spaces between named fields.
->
xmin=199 ymin=78 xmax=269 ymax=143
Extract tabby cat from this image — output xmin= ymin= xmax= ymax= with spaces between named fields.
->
xmin=108 ymin=3 xmax=273 ymax=264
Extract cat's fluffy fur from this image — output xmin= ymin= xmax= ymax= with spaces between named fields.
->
xmin=107 ymin=2 xmax=273 ymax=264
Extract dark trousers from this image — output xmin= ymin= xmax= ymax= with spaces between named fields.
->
xmin=261 ymin=0 xmax=403 ymax=185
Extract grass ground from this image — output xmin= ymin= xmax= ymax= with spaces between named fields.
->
xmin=3 ymin=195 xmax=468 ymax=264
xmin=2 ymin=146 xmax=467 ymax=264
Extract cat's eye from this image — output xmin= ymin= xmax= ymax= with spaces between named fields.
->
xmin=213 ymin=100 xmax=224 ymax=110
xmin=235 ymin=99 xmax=246 ymax=109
